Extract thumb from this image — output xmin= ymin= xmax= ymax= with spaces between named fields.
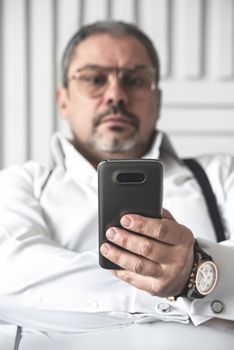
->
xmin=162 ymin=208 xmax=176 ymax=221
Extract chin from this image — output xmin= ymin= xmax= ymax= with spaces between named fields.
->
xmin=93 ymin=134 xmax=139 ymax=154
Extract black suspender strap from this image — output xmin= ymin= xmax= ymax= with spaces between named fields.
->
xmin=14 ymin=326 xmax=22 ymax=350
xmin=39 ymin=160 xmax=226 ymax=241
xmin=184 ymin=158 xmax=225 ymax=242
xmin=40 ymin=168 xmax=54 ymax=194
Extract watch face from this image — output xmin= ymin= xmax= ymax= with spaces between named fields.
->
xmin=196 ymin=261 xmax=218 ymax=295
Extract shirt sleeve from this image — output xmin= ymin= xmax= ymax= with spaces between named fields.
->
xmin=175 ymin=154 xmax=234 ymax=326
xmin=0 ymin=163 xmax=133 ymax=332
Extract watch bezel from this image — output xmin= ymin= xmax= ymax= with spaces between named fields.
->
xmin=195 ymin=260 xmax=218 ymax=295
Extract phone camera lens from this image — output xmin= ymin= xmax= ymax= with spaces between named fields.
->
xmin=116 ymin=173 xmax=145 ymax=183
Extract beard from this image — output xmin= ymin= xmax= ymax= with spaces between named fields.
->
xmin=70 ymin=102 xmax=154 ymax=163
xmin=91 ymin=127 xmax=139 ymax=153
xmin=90 ymin=101 xmax=141 ymax=154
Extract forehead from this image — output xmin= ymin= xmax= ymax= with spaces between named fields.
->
xmin=68 ymin=33 xmax=153 ymax=73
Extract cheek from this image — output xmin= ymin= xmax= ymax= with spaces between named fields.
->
xmin=68 ymin=97 xmax=93 ymax=124
xmin=138 ymin=99 xmax=158 ymax=131
xmin=67 ymin=98 xmax=100 ymax=138
xmin=67 ymin=100 xmax=89 ymax=134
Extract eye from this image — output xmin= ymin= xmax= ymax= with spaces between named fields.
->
xmin=122 ymin=73 xmax=147 ymax=89
xmin=79 ymin=73 xmax=107 ymax=86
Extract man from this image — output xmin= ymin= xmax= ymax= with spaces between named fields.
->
xmin=0 ymin=21 xmax=233 ymax=349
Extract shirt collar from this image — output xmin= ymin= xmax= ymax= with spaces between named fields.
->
xmin=143 ymin=130 xmax=180 ymax=162
xmin=50 ymin=130 xmax=180 ymax=179
xmin=51 ymin=132 xmax=97 ymax=186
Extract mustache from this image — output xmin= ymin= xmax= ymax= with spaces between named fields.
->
xmin=93 ymin=101 xmax=140 ymax=129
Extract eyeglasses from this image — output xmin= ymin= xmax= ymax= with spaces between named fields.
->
xmin=67 ymin=65 xmax=157 ymax=98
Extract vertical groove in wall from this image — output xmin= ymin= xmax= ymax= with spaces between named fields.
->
xmin=166 ymin=0 xmax=173 ymax=78
xmin=106 ymin=0 xmax=111 ymax=19
xmin=231 ymin=0 xmax=234 ymax=77
xmin=134 ymin=0 xmax=139 ymax=25
xmin=0 ymin=0 xmax=3 ymax=168
xmin=25 ymin=0 xmax=31 ymax=159
xmin=52 ymin=0 xmax=58 ymax=133
xmin=78 ymin=0 xmax=85 ymax=27
xmin=108 ymin=0 xmax=113 ymax=19
xmin=200 ymin=0 xmax=207 ymax=78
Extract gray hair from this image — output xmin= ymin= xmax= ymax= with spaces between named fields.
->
xmin=61 ymin=21 xmax=160 ymax=88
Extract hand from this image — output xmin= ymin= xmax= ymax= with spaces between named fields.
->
xmin=100 ymin=209 xmax=195 ymax=297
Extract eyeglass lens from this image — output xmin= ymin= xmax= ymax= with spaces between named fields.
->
xmin=72 ymin=67 xmax=155 ymax=97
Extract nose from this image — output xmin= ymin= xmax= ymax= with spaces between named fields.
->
xmin=102 ymin=75 xmax=129 ymax=107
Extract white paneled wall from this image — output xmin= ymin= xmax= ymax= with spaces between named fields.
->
xmin=0 ymin=0 xmax=234 ymax=168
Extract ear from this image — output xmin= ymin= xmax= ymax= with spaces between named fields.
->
xmin=155 ymin=88 xmax=161 ymax=107
xmin=154 ymin=88 xmax=162 ymax=122
xmin=56 ymin=87 xmax=71 ymax=119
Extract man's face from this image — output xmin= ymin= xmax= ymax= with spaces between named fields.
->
xmin=57 ymin=33 xmax=161 ymax=164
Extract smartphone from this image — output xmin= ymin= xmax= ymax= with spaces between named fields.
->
xmin=98 ymin=159 xmax=163 ymax=269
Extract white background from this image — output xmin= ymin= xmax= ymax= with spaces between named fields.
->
xmin=0 ymin=0 xmax=234 ymax=167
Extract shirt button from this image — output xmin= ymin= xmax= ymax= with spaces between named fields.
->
xmin=210 ymin=300 xmax=224 ymax=314
xmin=157 ymin=303 xmax=171 ymax=313
xmin=86 ymin=300 xmax=99 ymax=310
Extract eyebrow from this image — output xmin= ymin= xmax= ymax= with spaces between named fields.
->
xmin=76 ymin=64 xmax=153 ymax=73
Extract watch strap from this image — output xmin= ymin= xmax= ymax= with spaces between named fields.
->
xmin=177 ymin=240 xmax=213 ymax=299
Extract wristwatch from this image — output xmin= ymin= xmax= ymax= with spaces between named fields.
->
xmin=180 ymin=240 xmax=218 ymax=299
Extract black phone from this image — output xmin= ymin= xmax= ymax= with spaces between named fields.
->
xmin=98 ymin=159 xmax=163 ymax=269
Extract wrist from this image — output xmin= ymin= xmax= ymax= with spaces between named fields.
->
xmin=173 ymin=240 xmax=218 ymax=300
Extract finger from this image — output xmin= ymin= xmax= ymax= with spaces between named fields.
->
xmin=100 ymin=243 xmax=163 ymax=277
xmin=120 ymin=213 xmax=193 ymax=246
xmin=111 ymin=270 xmax=163 ymax=296
xmin=106 ymin=227 xmax=175 ymax=264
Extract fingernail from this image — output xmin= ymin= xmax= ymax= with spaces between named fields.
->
xmin=106 ymin=228 xmax=116 ymax=240
xmin=121 ymin=215 xmax=131 ymax=228
xmin=100 ymin=244 xmax=110 ymax=256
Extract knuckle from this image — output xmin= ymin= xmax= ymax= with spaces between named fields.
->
xmin=139 ymin=240 xmax=153 ymax=257
xmin=112 ymin=250 xmax=121 ymax=265
xmin=154 ymin=221 xmax=167 ymax=240
xmin=131 ymin=258 xmax=145 ymax=274
xmin=134 ymin=216 xmax=144 ymax=232
xmin=120 ymin=233 xmax=128 ymax=249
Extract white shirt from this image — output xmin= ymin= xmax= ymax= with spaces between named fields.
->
xmin=0 ymin=131 xmax=234 ymax=333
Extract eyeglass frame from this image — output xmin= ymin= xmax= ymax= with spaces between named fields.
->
xmin=66 ymin=64 xmax=158 ymax=98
